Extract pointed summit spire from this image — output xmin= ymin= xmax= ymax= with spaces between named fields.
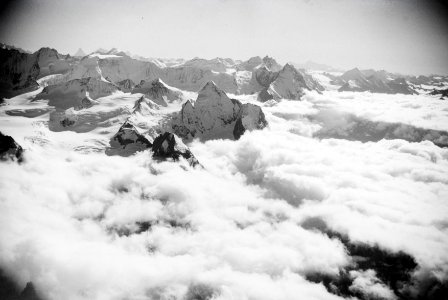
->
xmin=74 ymin=48 xmax=86 ymax=57
xmin=196 ymin=81 xmax=230 ymax=107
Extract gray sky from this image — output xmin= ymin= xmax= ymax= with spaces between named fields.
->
xmin=1 ymin=0 xmax=447 ymax=75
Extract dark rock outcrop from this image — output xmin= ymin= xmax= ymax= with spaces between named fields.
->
xmin=116 ymin=79 xmax=135 ymax=92
xmin=301 ymin=217 xmax=420 ymax=300
xmin=152 ymin=132 xmax=199 ymax=166
xmin=0 ymin=45 xmax=74 ymax=100
xmin=0 ymin=47 xmax=40 ymax=100
xmin=109 ymin=121 xmax=152 ymax=152
xmin=429 ymin=88 xmax=448 ymax=100
xmin=0 ymin=269 xmax=43 ymax=300
xmin=0 ymin=132 xmax=24 ymax=162
xmin=233 ymin=103 xmax=268 ymax=139
xmin=78 ymin=96 xmax=97 ymax=109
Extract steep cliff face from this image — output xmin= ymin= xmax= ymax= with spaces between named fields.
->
xmin=34 ymin=47 xmax=71 ymax=79
xmin=245 ymin=63 xmax=324 ymax=101
xmin=263 ymin=63 xmax=324 ymax=101
xmin=0 ymin=48 xmax=40 ymax=99
xmin=173 ymin=81 xmax=240 ymax=138
xmin=0 ymin=46 xmax=76 ymax=100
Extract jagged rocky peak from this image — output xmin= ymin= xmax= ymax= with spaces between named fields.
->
xmin=35 ymin=47 xmax=60 ymax=59
xmin=133 ymin=96 xmax=160 ymax=115
xmin=253 ymin=65 xmax=278 ymax=88
xmin=152 ymin=132 xmax=199 ymax=167
xmin=281 ymin=63 xmax=301 ymax=74
xmin=337 ymin=67 xmax=415 ymax=95
xmin=0 ymin=273 xmax=43 ymax=300
xmin=117 ymin=79 xmax=135 ymax=92
xmin=151 ymin=78 xmax=169 ymax=89
xmin=261 ymin=55 xmax=282 ymax=72
xmin=388 ymin=78 xmax=415 ymax=95
xmin=34 ymin=47 xmax=71 ymax=79
xmin=236 ymin=56 xmax=262 ymax=71
xmin=278 ymin=63 xmax=324 ymax=91
xmin=194 ymin=81 xmax=240 ymax=130
xmin=196 ymin=81 xmax=232 ymax=107
xmin=74 ymin=48 xmax=86 ymax=57
xmin=172 ymin=81 xmax=267 ymax=140
xmin=132 ymin=78 xmax=183 ymax=107
xmin=258 ymin=86 xmax=280 ymax=102
xmin=180 ymin=99 xmax=195 ymax=124
xmin=108 ymin=120 xmax=153 ymax=156
xmin=20 ymin=282 xmax=43 ymax=300
xmin=233 ymin=103 xmax=268 ymax=139
xmin=340 ymin=67 xmax=366 ymax=81
xmin=0 ymin=132 xmax=24 ymax=162
xmin=256 ymin=63 xmax=323 ymax=101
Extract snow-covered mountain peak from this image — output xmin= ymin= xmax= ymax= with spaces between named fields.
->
xmin=282 ymin=63 xmax=296 ymax=72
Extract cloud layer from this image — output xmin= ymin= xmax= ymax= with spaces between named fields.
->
xmin=1 ymin=91 xmax=448 ymax=300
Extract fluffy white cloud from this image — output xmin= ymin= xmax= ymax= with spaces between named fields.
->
xmin=349 ymin=270 xmax=397 ymax=300
xmin=1 ymin=90 xmax=448 ymax=300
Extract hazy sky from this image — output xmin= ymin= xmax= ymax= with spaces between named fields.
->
xmin=0 ymin=0 xmax=447 ymax=75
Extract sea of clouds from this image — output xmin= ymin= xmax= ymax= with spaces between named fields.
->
xmin=0 ymin=90 xmax=447 ymax=300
